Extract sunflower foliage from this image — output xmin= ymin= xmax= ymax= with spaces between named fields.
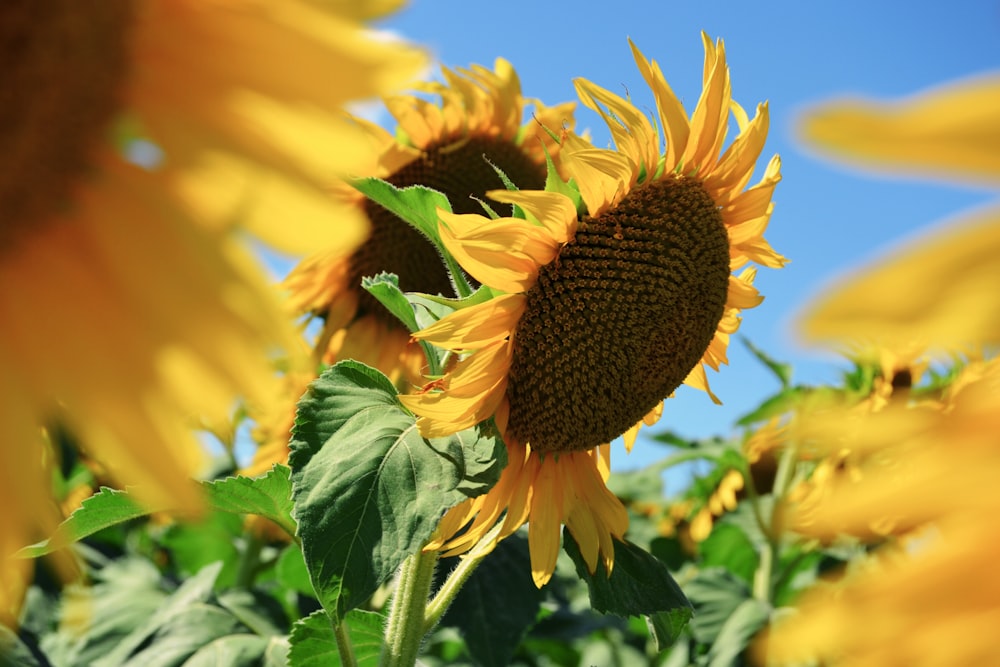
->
xmin=9 ymin=316 xmax=979 ymax=666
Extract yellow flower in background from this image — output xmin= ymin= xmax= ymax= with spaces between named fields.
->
xmin=0 ymin=0 xmax=424 ymax=626
xmin=765 ymin=358 xmax=1000 ymax=666
xmin=799 ymin=75 xmax=1000 ymax=349
xmin=764 ymin=71 xmax=1000 ymax=666
xmin=283 ymin=58 xmax=575 ymax=371
xmin=245 ymin=59 xmax=576 ymax=477
xmin=800 ymin=75 xmax=1000 ymax=186
xmin=402 ymin=35 xmax=784 ymax=587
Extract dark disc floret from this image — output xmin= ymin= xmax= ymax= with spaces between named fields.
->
xmin=505 ymin=177 xmax=732 ymax=453
xmin=348 ymin=136 xmax=545 ymax=327
xmin=1 ymin=0 xmax=133 ymax=252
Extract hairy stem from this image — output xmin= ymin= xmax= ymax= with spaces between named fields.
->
xmin=380 ymin=549 xmax=438 ymax=667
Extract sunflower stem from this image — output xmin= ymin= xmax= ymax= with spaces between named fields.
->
xmin=234 ymin=531 xmax=264 ymax=589
xmin=380 ymin=549 xmax=438 ymax=667
xmin=752 ymin=440 xmax=799 ymax=603
xmin=422 ymin=522 xmax=503 ymax=634
xmin=334 ymin=618 xmax=359 ymax=667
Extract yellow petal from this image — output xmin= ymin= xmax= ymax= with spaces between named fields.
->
xmin=629 ymin=39 xmax=690 ymax=171
xmin=801 ymin=209 xmax=1000 ymax=349
xmin=799 ymin=75 xmax=1000 ymax=186
xmin=438 ymin=212 xmax=560 ymax=293
xmin=486 ymin=190 xmax=579 ymax=243
xmin=412 ymin=293 xmax=525 ymax=350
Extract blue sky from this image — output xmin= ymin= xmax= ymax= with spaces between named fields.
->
xmin=301 ymin=1 xmax=1000 ymax=482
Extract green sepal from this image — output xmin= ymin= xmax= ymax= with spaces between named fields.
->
xmin=351 ymin=178 xmax=452 ymax=248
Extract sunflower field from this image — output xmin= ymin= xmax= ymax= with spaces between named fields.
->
xmin=3 ymin=2 xmax=998 ymax=666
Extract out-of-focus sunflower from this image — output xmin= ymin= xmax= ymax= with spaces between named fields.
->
xmin=401 ymin=35 xmax=784 ymax=587
xmin=0 ymin=0 xmax=424 ymax=626
xmin=244 ymin=60 xmax=575 ymax=476
xmin=798 ymin=75 xmax=1000 ymax=349
xmin=763 ymin=72 xmax=1000 ymax=666
xmin=282 ymin=58 xmax=576 ymax=372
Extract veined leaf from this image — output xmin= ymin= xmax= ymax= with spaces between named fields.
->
xmin=288 ymin=610 xmax=385 ymax=667
xmin=290 ymin=361 xmax=505 ymax=623
xmin=563 ymin=532 xmax=693 ymax=651
xmin=351 ymin=179 xmax=452 ymax=247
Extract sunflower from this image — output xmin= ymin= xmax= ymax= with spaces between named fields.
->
xmin=245 ymin=59 xmax=576 ymax=476
xmin=0 ymin=0 xmax=424 ymax=626
xmin=282 ymin=58 xmax=576 ymax=372
xmin=761 ymin=69 xmax=1000 ymax=667
xmin=400 ymin=34 xmax=784 ymax=587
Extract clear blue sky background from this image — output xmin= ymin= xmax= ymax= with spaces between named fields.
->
xmin=275 ymin=2 xmax=1000 ymax=485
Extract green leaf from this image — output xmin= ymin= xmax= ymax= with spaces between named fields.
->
xmin=0 ymin=625 xmax=41 ymax=667
xmin=216 ymin=589 xmax=287 ymax=638
xmin=158 ymin=512 xmax=242 ymax=589
xmin=203 ymin=465 xmax=297 ymax=538
xmin=94 ymin=561 xmax=224 ymax=667
xmin=683 ymin=567 xmax=752 ymax=646
xmin=276 ymin=545 xmax=315 ymax=597
xmin=17 ymin=487 xmax=147 ymax=558
xmin=735 ymin=385 xmax=809 ymax=427
xmin=288 ymin=610 xmax=385 ymax=667
xmin=263 ymin=637 xmax=291 ymax=667
xmin=563 ymin=532 xmax=693 ymax=650
xmin=706 ymin=598 xmax=771 ymax=667
xmin=361 ymin=273 xmax=421 ymax=333
xmin=182 ymin=634 xmax=269 ymax=667
xmin=290 ymin=361 xmax=505 ymax=622
xmin=647 ymin=608 xmax=696 ymax=653
xmin=741 ymin=337 xmax=793 ymax=388
xmin=352 ymin=179 xmax=451 ymax=246
xmin=20 ymin=466 xmax=298 ymax=560
xmin=440 ymin=535 xmax=544 ymax=667
xmin=56 ymin=559 xmax=168 ymax=667
xmin=119 ymin=604 xmax=246 ymax=667
xmin=698 ymin=522 xmax=760 ymax=588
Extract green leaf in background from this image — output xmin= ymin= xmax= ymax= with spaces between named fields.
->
xmin=705 ymin=598 xmax=771 ymax=667
xmin=741 ymin=337 xmax=793 ymax=388
xmin=351 ymin=179 xmax=452 ymax=246
xmin=440 ymin=535 xmax=544 ymax=667
xmin=119 ymin=604 xmax=246 ymax=667
xmin=93 ymin=561 xmax=225 ymax=667
xmin=290 ymin=361 xmax=505 ymax=622
xmin=181 ymin=634 xmax=270 ymax=667
xmin=288 ymin=609 xmax=385 ymax=667
xmin=699 ymin=522 xmax=760 ymax=588
xmin=276 ymin=545 xmax=315 ymax=597
xmin=1 ymin=624 xmax=42 ymax=667
xmin=203 ymin=465 xmax=297 ymax=539
xmin=683 ymin=567 xmax=753 ymax=646
xmin=158 ymin=512 xmax=242 ymax=589
xmin=16 ymin=487 xmax=145 ymax=558
xmin=563 ymin=532 xmax=693 ymax=651
xmin=19 ymin=465 xmax=297 ymax=560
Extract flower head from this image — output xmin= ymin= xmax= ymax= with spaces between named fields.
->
xmin=401 ymin=35 xmax=783 ymax=586
xmin=764 ymin=70 xmax=1000 ymax=667
xmin=0 ymin=0 xmax=424 ymax=625
xmin=282 ymin=59 xmax=576 ymax=372
xmin=245 ymin=58 xmax=576 ymax=476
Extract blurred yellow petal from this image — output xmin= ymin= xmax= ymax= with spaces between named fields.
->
xmin=802 ymin=209 xmax=1000 ymax=348
xmin=800 ymin=74 xmax=1000 ymax=185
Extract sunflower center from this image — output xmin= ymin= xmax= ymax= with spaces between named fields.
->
xmin=0 ymin=0 xmax=133 ymax=253
xmin=349 ymin=136 xmax=546 ymax=327
xmin=505 ymin=177 xmax=731 ymax=453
